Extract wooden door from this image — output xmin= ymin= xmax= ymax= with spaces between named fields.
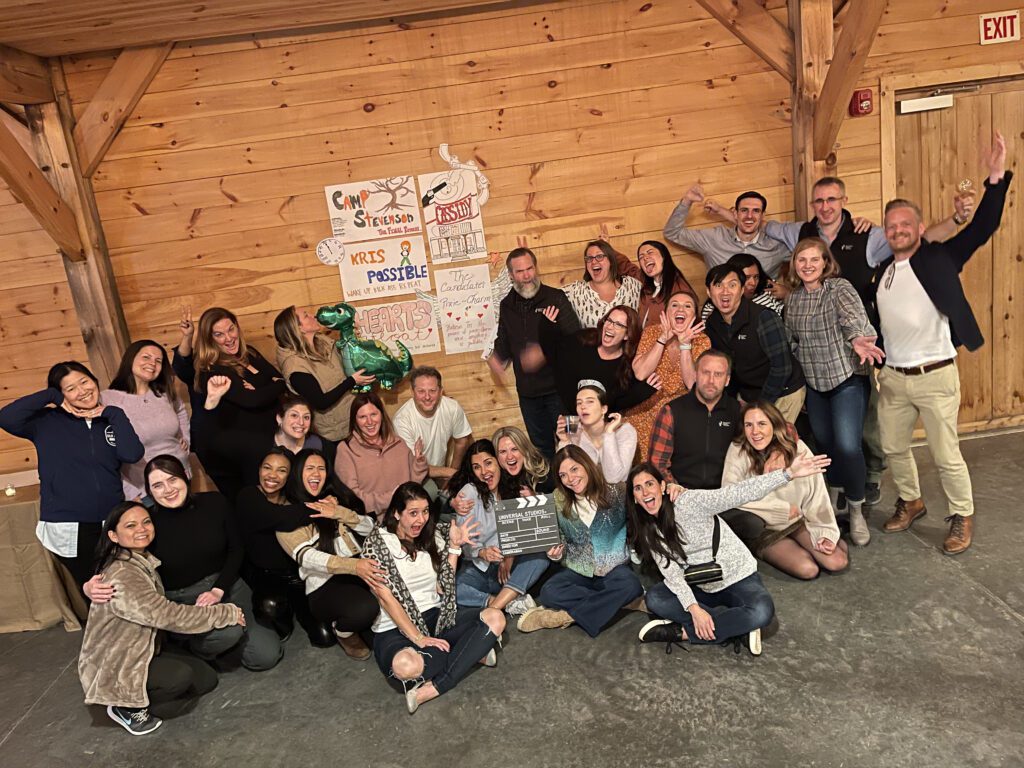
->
xmin=894 ymin=81 xmax=1022 ymax=431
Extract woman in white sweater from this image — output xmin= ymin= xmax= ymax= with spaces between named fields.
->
xmin=554 ymin=382 xmax=637 ymax=484
xmin=721 ymin=401 xmax=849 ymax=579
xmin=628 ymin=449 xmax=830 ymax=654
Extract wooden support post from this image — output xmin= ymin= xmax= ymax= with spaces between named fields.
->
xmin=0 ymin=111 xmax=83 ymax=258
xmin=789 ymin=0 xmax=835 ymax=217
xmin=696 ymin=0 xmax=795 ymax=83
xmin=25 ymin=61 xmax=129 ymax=383
xmin=74 ymin=43 xmax=172 ymax=177
xmin=0 ymin=44 xmax=52 ymax=104
xmin=813 ymin=0 xmax=885 ymax=160
xmin=0 ymin=107 xmax=34 ymax=156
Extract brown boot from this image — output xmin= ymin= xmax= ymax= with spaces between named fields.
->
xmin=883 ymin=497 xmax=927 ymax=532
xmin=943 ymin=514 xmax=973 ymax=555
xmin=336 ymin=632 xmax=371 ymax=660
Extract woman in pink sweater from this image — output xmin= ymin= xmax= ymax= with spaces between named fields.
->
xmin=334 ymin=392 xmax=428 ymax=519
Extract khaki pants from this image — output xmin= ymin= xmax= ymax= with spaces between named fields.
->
xmin=773 ymin=386 xmax=806 ymax=425
xmin=877 ymin=364 xmax=973 ymax=516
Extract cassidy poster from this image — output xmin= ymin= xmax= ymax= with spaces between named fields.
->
xmin=416 ymin=168 xmax=487 ymax=263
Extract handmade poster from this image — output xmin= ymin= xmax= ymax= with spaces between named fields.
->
xmin=324 ymin=177 xmax=422 ymax=241
xmin=353 ymin=298 xmax=441 ymax=355
xmin=431 ymin=264 xmax=496 ymax=354
xmin=417 ymin=168 xmax=487 ymax=263
xmin=337 ymin=236 xmax=431 ymax=302
xmin=495 ymin=495 xmax=560 ymax=557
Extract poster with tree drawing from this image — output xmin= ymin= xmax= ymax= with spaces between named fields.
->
xmin=324 ymin=177 xmax=422 ymax=241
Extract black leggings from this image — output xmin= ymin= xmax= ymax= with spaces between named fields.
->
xmin=246 ymin=565 xmax=334 ymax=647
xmin=56 ymin=522 xmax=103 ymax=595
xmin=306 ymin=575 xmax=379 ymax=633
xmin=146 ymin=650 xmax=218 ymax=717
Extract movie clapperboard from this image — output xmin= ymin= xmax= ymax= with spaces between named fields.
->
xmin=495 ymin=494 xmax=561 ymax=557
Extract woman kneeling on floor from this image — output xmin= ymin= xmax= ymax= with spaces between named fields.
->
xmin=722 ymin=401 xmax=849 ymax=579
xmin=79 ymin=502 xmax=245 ymax=736
xmin=362 ymin=482 xmax=504 ymax=714
xmin=517 ymin=445 xmax=643 ymax=636
xmin=628 ymin=452 xmax=828 ymax=654
xmin=451 ymin=439 xmax=550 ymax=617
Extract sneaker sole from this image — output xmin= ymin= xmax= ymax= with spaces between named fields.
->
xmin=748 ymin=629 xmax=762 ymax=656
xmin=107 ymin=706 xmax=162 ymax=736
xmin=638 ymin=619 xmax=673 ymax=642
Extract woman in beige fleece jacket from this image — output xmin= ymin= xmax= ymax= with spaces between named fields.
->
xmin=721 ymin=401 xmax=849 ymax=580
xmin=78 ymin=502 xmax=244 ymax=736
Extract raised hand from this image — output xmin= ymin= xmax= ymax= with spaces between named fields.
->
xmin=676 ymin=318 xmax=706 ymax=344
xmin=658 ymin=311 xmax=673 ymax=346
xmin=449 ymin=517 xmax=481 ymax=548
xmin=851 ymin=336 xmax=885 ymax=366
xmin=954 ymin=191 xmax=975 ymax=222
xmin=555 ymin=414 xmax=569 ymax=445
xmin=61 ymin=399 xmax=104 ymax=419
xmin=598 ymin=222 xmax=611 ymax=242
xmin=414 ymin=437 xmax=425 ymax=463
xmin=985 ymin=130 xmax=1007 ymax=182
xmin=540 ymin=305 xmax=559 ymax=323
xmin=787 ymin=452 xmax=831 ymax=479
xmin=179 ymin=305 xmax=194 ymax=339
xmin=683 ymin=183 xmax=704 ymax=204
xmin=204 ymin=375 xmax=231 ymax=411
xmin=604 ymin=412 xmax=623 ymax=433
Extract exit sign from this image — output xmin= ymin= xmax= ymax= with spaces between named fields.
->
xmin=980 ymin=10 xmax=1020 ymax=44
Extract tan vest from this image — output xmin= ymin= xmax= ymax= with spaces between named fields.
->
xmin=276 ymin=342 xmax=354 ymax=442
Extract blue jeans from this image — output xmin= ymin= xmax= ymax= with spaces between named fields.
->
xmin=518 ymin=391 xmax=564 ymax=465
xmin=644 ymin=572 xmax=775 ymax=644
xmin=805 ymin=374 xmax=870 ymax=502
xmin=456 ymin=553 xmax=550 ymax=607
xmin=539 ymin=562 xmax=643 ymax=637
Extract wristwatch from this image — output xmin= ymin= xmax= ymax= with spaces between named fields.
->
xmin=782 ymin=469 xmax=793 ymax=482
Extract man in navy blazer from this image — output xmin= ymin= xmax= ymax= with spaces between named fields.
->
xmin=870 ymin=131 xmax=1012 ymax=555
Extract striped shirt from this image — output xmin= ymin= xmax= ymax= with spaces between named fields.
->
xmin=784 ymin=278 xmax=876 ymax=392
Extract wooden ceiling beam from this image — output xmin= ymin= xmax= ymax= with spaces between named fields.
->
xmin=0 ymin=112 xmax=83 ymax=259
xmin=0 ymin=105 xmax=33 ymax=157
xmin=0 ymin=44 xmax=52 ymax=104
xmin=696 ymin=0 xmax=795 ymax=83
xmin=813 ymin=0 xmax=886 ymax=160
xmin=73 ymin=43 xmax=172 ymax=178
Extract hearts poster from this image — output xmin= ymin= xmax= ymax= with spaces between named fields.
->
xmin=353 ymin=298 xmax=441 ymax=355
xmin=433 ymin=264 xmax=496 ymax=354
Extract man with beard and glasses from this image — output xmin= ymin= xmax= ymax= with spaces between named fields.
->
xmin=868 ymin=131 xmax=1011 ymax=557
xmin=488 ymin=247 xmax=581 ymax=463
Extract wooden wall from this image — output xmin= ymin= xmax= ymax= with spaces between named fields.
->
xmin=2 ymin=0 xmax=1022 ymax=474
xmin=0 ymin=176 xmax=86 ymax=474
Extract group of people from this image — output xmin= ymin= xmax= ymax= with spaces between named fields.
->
xmin=0 ymin=131 xmax=1009 ymax=735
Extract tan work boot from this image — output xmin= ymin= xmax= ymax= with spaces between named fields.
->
xmin=336 ymin=631 xmax=371 ymax=660
xmin=516 ymin=607 xmax=574 ymax=633
xmin=883 ymin=497 xmax=926 ymax=533
xmin=942 ymin=514 xmax=974 ymax=555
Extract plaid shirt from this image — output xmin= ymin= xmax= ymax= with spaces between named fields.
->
xmin=648 ymin=404 xmax=678 ymax=484
xmin=785 ymin=277 xmax=875 ymax=391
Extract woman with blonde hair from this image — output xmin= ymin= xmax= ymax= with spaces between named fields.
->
xmin=491 ymin=425 xmax=550 ymax=494
xmin=722 ymin=401 xmax=848 ymax=579
xmin=273 ymin=305 xmax=374 ymax=442
xmin=193 ymin=307 xmax=285 ymax=501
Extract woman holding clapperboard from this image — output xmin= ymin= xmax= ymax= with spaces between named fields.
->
xmin=450 ymin=440 xmax=551 ymax=617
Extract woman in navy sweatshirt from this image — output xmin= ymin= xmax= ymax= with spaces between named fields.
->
xmin=0 ymin=361 xmax=143 ymax=591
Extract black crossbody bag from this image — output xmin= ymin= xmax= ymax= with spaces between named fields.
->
xmin=683 ymin=516 xmax=724 ymax=586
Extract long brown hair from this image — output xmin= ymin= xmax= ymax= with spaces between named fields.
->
xmin=108 ymin=339 xmax=180 ymax=409
xmin=273 ymin=305 xmax=334 ymax=364
xmin=384 ymin=482 xmax=442 ymax=571
xmin=733 ymin=400 xmax=798 ymax=475
xmin=553 ymin=444 xmax=609 ymax=516
xmin=193 ymin=307 xmax=250 ymax=389
xmin=347 ymin=391 xmax=395 ymax=446
xmin=784 ymin=237 xmax=842 ymax=289
xmin=579 ymin=305 xmax=643 ymax=392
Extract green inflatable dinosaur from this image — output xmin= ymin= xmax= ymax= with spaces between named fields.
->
xmin=315 ymin=302 xmax=413 ymax=392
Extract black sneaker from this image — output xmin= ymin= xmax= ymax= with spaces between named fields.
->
xmin=107 ymin=705 xmax=162 ymax=736
xmin=638 ymin=619 xmax=688 ymax=653
xmin=864 ymin=483 xmax=881 ymax=506
xmin=836 ymin=491 xmax=847 ymax=512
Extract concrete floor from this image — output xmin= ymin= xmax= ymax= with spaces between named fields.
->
xmin=2 ymin=432 xmax=1023 ymax=768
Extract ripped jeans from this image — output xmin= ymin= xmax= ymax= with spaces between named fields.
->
xmin=372 ymin=607 xmax=499 ymax=695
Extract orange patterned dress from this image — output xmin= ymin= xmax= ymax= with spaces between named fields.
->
xmin=623 ymin=324 xmax=711 ymax=459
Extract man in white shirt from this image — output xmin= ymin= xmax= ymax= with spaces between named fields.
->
xmin=871 ymin=131 xmax=1011 ymax=556
xmin=393 ymin=366 xmax=473 ymax=500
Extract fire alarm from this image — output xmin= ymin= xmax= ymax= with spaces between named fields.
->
xmin=849 ymin=89 xmax=873 ymax=116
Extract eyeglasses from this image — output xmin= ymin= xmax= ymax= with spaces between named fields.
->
xmin=811 ymin=196 xmax=844 ymax=206
xmin=604 ymin=318 xmax=628 ymax=330
xmin=584 ymin=254 xmax=608 ymax=263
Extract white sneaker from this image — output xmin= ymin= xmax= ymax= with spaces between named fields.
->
xmin=504 ymin=593 xmax=537 ymax=616
xmin=480 ymin=647 xmax=497 ymax=667
xmin=748 ymin=627 xmax=762 ymax=656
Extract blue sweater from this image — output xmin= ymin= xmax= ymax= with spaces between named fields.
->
xmin=0 ymin=388 xmax=144 ymax=524
xmin=554 ymin=482 xmax=629 ymax=578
